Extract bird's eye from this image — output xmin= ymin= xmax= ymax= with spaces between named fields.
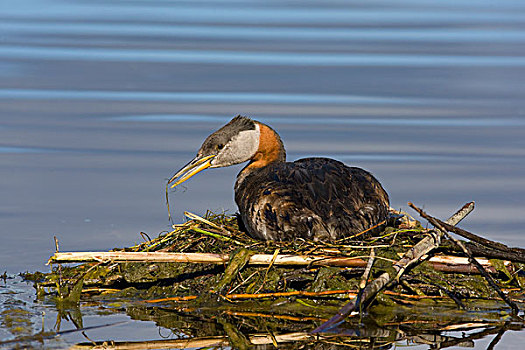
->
xmin=217 ymin=144 xmax=224 ymax=150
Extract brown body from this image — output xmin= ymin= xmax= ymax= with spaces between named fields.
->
xmin=236 ymin=122 xmax=389 ymax=241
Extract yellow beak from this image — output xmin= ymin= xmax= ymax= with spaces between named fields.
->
xmin=168 ymin=155 xmax=216 ymax=188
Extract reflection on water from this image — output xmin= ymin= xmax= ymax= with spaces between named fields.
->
xmin=2 ymin=275 xmax=523 ymax=349
xmin=1 ymin=0 xmax=525 ymax=348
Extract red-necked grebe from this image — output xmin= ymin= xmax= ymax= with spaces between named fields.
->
xmin=169 ymin=116 xmax=389 ymax=242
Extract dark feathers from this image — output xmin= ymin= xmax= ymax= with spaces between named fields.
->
xmin=235 ymin=157 xmax=389 ymax=242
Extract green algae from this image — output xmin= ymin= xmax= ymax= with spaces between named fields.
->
xmin=120 ymin=262 xmax=189 ymax=283
xmin=216 ymin=248 xmax=254 ymax=292
xmin=0 ymin=309 xmax=33 ymax=337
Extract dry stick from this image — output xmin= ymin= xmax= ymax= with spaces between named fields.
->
xmin=408 ymin=203 xmax=521 ymax=316
xmin=228 ymin=270 xmax=260 ymax=295
xmin=143 ymin=288 xmax=485 ymax=305
xmin=223 ymin=310 xmax=326 ymax=322
xmin=48 ymin=252 xmax=368 ymax=267
xmin=145 ymin=295 xmax=198 ymax=303
xmin=417 ymin=213 xmax=525 ymax=263
xmin=462 ymin=242 xmax=525 ymax=264
xmin=337 ymin=219 xmax=387 ymax=242
xmin=48 ymin=251 xmax=504 ymax=274
xmin=144 ymin=289 xmax=358 ymax=303
xmin=311 ymin=202 xmax=475 ymax=333
xmin=394 ymin=202 xmax=474 ymax=279
xmin=143 ymin=289 xmax=510 ymax=315
xmin=357 ymin=249 xmax=375 ymax=321
xmin=226 ymin=289 xmax=356 ymax=300
xmin=359 ymin=249 xmax=375 ymax=291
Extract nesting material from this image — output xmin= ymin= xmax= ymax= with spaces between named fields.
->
xmin=32 ymin=203 xmax=525 ymax=348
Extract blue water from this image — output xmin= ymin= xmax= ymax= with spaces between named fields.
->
xmin=1 ymin=0 xmax=525 ymax=347
xmin=5 ymin=22 xmax=525 ymax=43
xmin=3 ymin=46 xmax=525 ymax=66
xmin=0 ymin=88 xmax=437 ymax=104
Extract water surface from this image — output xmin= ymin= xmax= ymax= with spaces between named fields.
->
xmin=1 ymin=0 xmax=525 ymax=347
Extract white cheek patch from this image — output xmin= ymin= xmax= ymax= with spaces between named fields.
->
xmin=212 ymin=125 xmax=260 ymax=167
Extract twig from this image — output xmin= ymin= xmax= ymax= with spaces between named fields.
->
xmin=228 ymin=270 xmax=260 ymax=295
xmin=357 ymin=249 xmax=375 ymax=319
xmin=144 ymin=289 xmax=358 ymax=303
xmin=462 ymin=242 xmax=525 ymax=264
xmin=311 ymin=202 xmax=475 ymax=333
xmin=141 ymin=288 xmax=500 ymax=305
xmin=336 ymin=220 xmax=387 ymax=242
xmin=408 ymin=203 xmax=521 ymax=316
xmin=359 ymin=249 xmax=375 ymax=291
xmin=413 ymin=211 xmax=525 ymax=263
xmin=226 ymin=290 xmax=357 ymax=300
xmin=223 ymin=310 xmax=326 ymax=322
xmin=144 ymin=295 xmax=198 ymax=303
xmin=48 ymin=251 xmax=368 ymax=267
xmin=48 ymin=250 xmax=505 ymax=274
xmin=394 ymin=202 xmax=475 ymax=279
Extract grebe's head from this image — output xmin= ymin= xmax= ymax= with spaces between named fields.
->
xmin=168 ymin=116 xmax=260 ymax=188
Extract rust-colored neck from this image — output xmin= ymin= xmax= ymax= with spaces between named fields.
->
xmin=245 ymin=123 xmax=286 ymax=171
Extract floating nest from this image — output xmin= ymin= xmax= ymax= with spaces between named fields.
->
xmin=25 ymin=204 xmax=525 ymax=349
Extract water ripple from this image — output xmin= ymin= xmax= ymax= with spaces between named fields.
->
xmin=1 ymin=3 xmax=524 ymax=25
xmin=4 ymin=22 xmax=525 ymax=43
xmin=0 ymin=146 xmax=55 ymax=154
xmin=0 ymin=89 xmax=436 ymax=105
xmin=0 ymin=145 xmax=521 ymax=164
xmin=111 ymin=114 xmax=525 ymax=128
xmin=1 ymin=46 xmax=524 ymax=67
